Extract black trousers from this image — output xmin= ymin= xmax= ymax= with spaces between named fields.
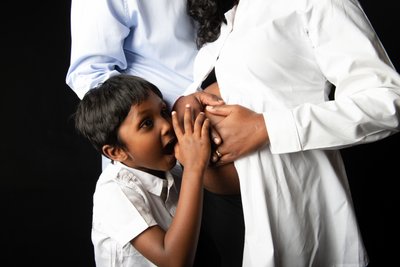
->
xmin=194 ymin=189 xmax=245 ymax=267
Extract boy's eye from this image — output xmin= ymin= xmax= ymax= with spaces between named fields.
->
xmin=140 ymin=119 xmax=153 ymax=128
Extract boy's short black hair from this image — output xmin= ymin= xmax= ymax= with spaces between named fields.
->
xmin=74 ymin=74 xmax=163 ymax=155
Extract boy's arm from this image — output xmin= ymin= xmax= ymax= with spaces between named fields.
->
xmin=130 ymin=106 xmax=210 ymax=267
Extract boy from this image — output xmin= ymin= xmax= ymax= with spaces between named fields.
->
xmin=74 ymin=74 xmax=211 ymax=267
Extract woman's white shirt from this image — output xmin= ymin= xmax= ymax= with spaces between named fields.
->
xmin=188 ymin=0 xmax=400 ymax=266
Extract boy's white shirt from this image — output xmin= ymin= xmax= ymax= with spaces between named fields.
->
xmin=91 ymin=161 xmax=181 ymax=267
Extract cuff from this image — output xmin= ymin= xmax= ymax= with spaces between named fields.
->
xmin=264 ymin=109 xmax=302 ymax=154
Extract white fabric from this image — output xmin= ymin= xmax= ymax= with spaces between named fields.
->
xmin=91 ymin=162 xmax=181 ymax=267
xmin=66 ymin=0 xmax=198 ymax=107
xmin=188 ymin=0 xmax=400 ymax=266
xmin=101 ymin=155 xmax=111 ymax=170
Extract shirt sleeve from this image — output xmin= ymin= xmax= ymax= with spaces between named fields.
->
xmin=94 ymin=179 xmax=157 ymax=247
xmin=269 ymin=0 xmax=400 ymax=154
xmin=65 ymin=0 xmax=135 ymax=99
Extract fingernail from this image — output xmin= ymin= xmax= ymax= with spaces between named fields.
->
xmin=206 ymin=106 xmax=214 ymax=110
xmin=213 ymin=137 xmax=220 ymax=144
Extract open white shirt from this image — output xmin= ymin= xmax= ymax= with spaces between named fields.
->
xmin=91 ymin=162 xmax=181 ymax=267
xmin=186 ymin=0 xmax=400 ymax=266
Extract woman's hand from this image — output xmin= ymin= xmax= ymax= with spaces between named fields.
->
xmin=205 ymin=104 xmax=269 ymax=165
xmin=172 ymin=87 xmax=224 ymax=122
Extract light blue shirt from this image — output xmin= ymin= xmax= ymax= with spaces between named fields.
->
xmin=66 ymin=0 xmax=198 ymax=107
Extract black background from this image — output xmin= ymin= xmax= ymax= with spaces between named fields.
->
xmin=2 ymin=1 xmax=399 ymax=266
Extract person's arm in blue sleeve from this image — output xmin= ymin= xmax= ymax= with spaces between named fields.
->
xmin=66 ymin=0 xmax=132 ymax=99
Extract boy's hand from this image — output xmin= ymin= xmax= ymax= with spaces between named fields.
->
xmin=172 ymin=104 xmax=211 ymax=172
xmin=173 ymin=91 xmax=223 ymax=147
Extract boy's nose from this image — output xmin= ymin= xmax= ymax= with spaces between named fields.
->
xmin=161 ymin=117 xmax=173 ymax=135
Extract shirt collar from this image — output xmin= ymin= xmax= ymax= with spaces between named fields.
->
xmin=115 ymin=162 xmax=174 ymax=197
xmin=225 ymin=4 xmax=237 ymax=29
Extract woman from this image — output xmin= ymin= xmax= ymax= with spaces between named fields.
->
xmin=178 ymin=0 xmax=400 ymax=266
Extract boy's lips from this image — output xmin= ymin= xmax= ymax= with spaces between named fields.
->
xmin=163 ymin=137 xmax=176 ymax=155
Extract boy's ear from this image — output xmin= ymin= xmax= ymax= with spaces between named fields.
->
xmin=102 ymin=145 xmax=128 ymax=162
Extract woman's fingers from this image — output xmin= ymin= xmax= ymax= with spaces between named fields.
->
xmin=195 ymin=90 xmax=224 ymax=106
xmin=206 ymin=104 xmax=232 ymax=116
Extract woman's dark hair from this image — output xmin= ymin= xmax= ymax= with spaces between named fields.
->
xmin=188 ymin=0 xmax=238 ymax=48
xmin=74 ymin=74 xmax=163 ymax=155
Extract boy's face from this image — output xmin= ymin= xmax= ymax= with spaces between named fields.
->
xmin=117 ymin=91 xmax=177 ymax=172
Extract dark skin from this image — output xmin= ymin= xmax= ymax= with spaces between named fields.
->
xmin=173 ymin=87 xmax=239 ymax=194
xmin=204 ymin=83 xmax=269 ymax=165
xmin=103 ymin=98 xmax=211 ymax=267
xmin=202 ymin=83 xmax=241 ymax=194
xmin=173 ymin=83 xmax=269 ymax=195
xmin=131 ymin=108 xmax=210 ymax=267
